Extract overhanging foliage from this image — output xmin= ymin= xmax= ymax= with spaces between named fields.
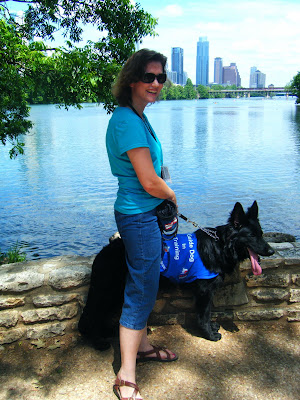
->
xmin=0 ymin=0 xmax=157 ymax=157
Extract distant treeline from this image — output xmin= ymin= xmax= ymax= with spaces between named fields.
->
xmin=27 ymin=78 xmax=263 ymax=105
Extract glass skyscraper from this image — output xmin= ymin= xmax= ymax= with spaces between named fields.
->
xmin=249 ymin=67 xmax=266 ymax=88
xmin=214 ymin=57 xmax=223 ymax=85
xmin=171 ymin=47 xmax=184 ymax=85
xmin=196 ymin=37 xmax=209 ymax=86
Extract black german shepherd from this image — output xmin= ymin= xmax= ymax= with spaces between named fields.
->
xmin=78 ymin=201 xmax=274 ymax=349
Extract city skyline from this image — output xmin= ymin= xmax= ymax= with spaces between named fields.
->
xmin=7 ymin=0 xmax=300 ymax=87
xmin=139 ymin=0 xmax=300 ymax=87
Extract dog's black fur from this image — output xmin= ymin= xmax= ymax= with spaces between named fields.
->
xmin=78 ymin=201 xmax=274 ymax=349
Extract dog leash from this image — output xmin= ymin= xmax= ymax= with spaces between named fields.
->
xmin=178 ymin=213 xmax=219 ymax=241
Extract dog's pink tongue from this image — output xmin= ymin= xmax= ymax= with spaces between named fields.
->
xmin=248 ymin=248 xmax=262 ymax=275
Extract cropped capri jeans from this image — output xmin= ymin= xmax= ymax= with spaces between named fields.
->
xmin=114 ymin=208 xmax=162 ymax=330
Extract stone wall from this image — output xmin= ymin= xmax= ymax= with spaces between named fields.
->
xmin=0 ymin=241 xmax=299 ymax=346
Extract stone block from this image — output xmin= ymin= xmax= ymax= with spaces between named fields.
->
xmin=0 ymin=296 xmax=25 ymax=309
xmin=32 ymin=294 xmax=79 ymax=307
xmin=21 ymin=303 xmax=78 ymax=324
xmin=42 ymin=255 xmax=93 ymax=271
xmin=290 ymin=289 xmax=300 ymax=303
xmin=48 ymin=266 xmax=91 ymax=290
xmin=287 ymin=307 xmax=300 ymax=322
xmin=270 ymin=242 xmax=294 ymax=251
xmin=213 ymin=282 xmax=248 ymax=307
xmin=245 ymin=272 xmax=290 ymax=287
xmin=170 ymin=298 xmax=195 ymax=311
xmin=291 ymin=274 xmax=300 ymax=286
xmin=0 ymin=271 xmax=44 ymax=292
xmin=212 ymin=310 xmax=234 ymax=321
xmin=0 ymin=310 xmax=19 ymax=328
xmin=26 ymin=322 xmax=66 ymax=339
xmin=152 ymin=299 xmax=167 ymax=313
xmin=223 ymin=268 xmax=241 ymax=284
xmin=250 ymin=288 xmax=290 ymax=302
xmin=148 ymin=312 xmax=185 ymax=326
xmin=240 ymin=258 xmax=283 ymax=272
xmin=0 ymin=327 xmax=25 ymax=344
xmin=235 ymin=308 xmax=284 ymax=321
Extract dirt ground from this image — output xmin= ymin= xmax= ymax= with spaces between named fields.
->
xmin=0 ymin=321 xmax=299 ymax=400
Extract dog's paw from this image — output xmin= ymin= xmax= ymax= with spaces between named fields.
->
xmin=90 ymin=336 xmax=111 ymax=351
xmin=197 ymin=324 xmax=222 ymax=341
xmin=209 ymin=331 xmax=222 ymax=341
xmin=211 ymin=321 xmax=220 ymax=332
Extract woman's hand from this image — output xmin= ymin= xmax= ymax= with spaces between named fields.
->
xmin=167 ymin=190 xmax=177 ymax=206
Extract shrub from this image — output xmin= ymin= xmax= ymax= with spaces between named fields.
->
xmin=0 ymin=242 xmax=26 ymax=265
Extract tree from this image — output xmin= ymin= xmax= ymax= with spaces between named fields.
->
xmin=197 ymin=85 xmax=209 ymax=99
xmin=210 ymin=84 xmax=225 ymax=98
xmin=290 ymin=72 xmax=300 ymax=104
xmin=183 ymin=78 xmax=197 ymax=99
xmin=0 ymin=1 xmax=157 ymax=157
xmin=0 ymin=19 xmax=32 ymax=157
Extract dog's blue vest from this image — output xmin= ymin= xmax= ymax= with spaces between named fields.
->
xmin=160 ymin=233 xmax=219 ymax=284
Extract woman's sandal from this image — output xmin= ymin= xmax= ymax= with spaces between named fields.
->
xmin=113 ymin=377 xmax=141 ymax=400
xmin=136 ymin=345 xmax=178 ymax=363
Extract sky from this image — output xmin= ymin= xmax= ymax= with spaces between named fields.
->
xmin=6 ymin=0 xmax=300 ymax=87
xmin=137 ymin=0 xmax=300 ymax=87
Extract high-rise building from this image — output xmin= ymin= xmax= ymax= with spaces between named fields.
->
xmin=222 ymin=63 xmax=241 ymax=86
xmin=171 ymin=47 xmax=184 ymax=85
xmin=196 ymin=37 xmax=209 ymax=86
xmin=183 ymin=72 xmax=188 ymax=86
xmin=214 ymin=57 xmax=223 ymax=85
xmin=249 ymin=67 xmax=266 ymax=88
xmin=167 ymin=70 xmax=177 ymax=84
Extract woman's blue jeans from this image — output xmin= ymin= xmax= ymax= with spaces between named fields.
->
xmin=114 ymin=208 xmax=162 ymax=330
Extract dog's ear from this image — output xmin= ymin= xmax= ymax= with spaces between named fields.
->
xmin=247 ymin=201 xmax=258 ymax=219
xmin=229 ymin=202 xmax=246 ymax=228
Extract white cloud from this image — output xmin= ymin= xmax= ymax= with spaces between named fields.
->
xmin=141 ymin=0 xmax=300 ymax=86
xmin=160 ymin=4 xmax=183 ymax=17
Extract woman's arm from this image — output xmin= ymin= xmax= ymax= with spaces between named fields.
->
xmin=127 ymin=147 xmax=177 ymax=205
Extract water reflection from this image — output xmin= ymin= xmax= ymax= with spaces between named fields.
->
xmin=0 ymin=99 xmax=299 ymax=259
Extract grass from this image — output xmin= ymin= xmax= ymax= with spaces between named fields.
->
xmin=0 ymin=242 xmax=26 ymax=265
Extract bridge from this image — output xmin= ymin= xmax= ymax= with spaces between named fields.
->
xmin=208 ymin=87 xmax=292 ymax=98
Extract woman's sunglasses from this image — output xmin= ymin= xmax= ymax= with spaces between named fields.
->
xmin=141 ymin=73 xmax=167 ymax=84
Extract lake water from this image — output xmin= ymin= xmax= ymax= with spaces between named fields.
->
xmin=1 ymin=98 xmax=299 ymax=260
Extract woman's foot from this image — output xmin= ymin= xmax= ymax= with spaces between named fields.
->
xmin=113 ymin=377 xmax=143 ymax=399
xmin=137 ymin=345 xmax=178 ymax=363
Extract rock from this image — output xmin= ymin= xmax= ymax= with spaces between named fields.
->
xmin=250 ymin=288 xmax=290 ymax=302
xmin=290 ymin=289 xmax=300 ymax=303
xmin=213 ymin=282 xmax=248 ymax=307
xmin=245 ymin=272 xmax=290 ymax=288
xmin=263 ymin=232 xmax=296 ymax=243
xmin=48 ymin=266 xmax=91 ymax=290
xmin=0 ymin=271 xmax=44 ymax=292
xmin=26 ymin=322 xmax=66 ymax=339
xmin=0 ymin=296 xmax=25 ymax=309
xmin=0 ymin=327 xmax=25 ymax=344
xmin=0 ymin=310 xmax=19 ymax=328
xmin=235 ymin=308 xmax=284 ymax=321
xmin=32 ymin=294 xmax=79 ymax=307
xmin=21 ymin=304 xmax=78 ymax=324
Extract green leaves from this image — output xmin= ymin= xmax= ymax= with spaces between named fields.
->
xmin=0 ymin=20 xmax=32 ymax=157
xmin=290 ymin=72 xmax=300 ymax=104
xmin=1 ymin=1 xmax=158 ymax=157
xmin=160 ymin=79 xmax=197 ymax=100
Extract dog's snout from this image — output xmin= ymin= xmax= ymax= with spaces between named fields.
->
xmin=267 ymin=246 xmax=275 ymax=256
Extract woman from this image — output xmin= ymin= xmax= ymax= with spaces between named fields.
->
xmin=106 ymin=49 xmax=178 ymax=400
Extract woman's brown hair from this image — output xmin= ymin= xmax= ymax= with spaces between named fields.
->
xmin=112 ymin=48 xmax=167 ymax=107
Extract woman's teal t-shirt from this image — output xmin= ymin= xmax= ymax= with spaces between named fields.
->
xmin=106 ymin=107 xmax=164 ymax=214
